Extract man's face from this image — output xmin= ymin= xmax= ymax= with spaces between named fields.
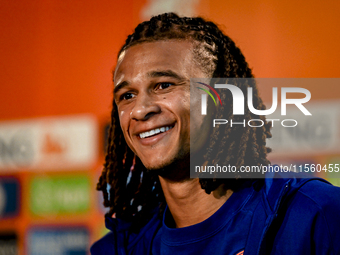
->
xmin=113 ymin=40 xmax=209 ymax=170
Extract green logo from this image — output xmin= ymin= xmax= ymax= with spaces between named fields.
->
xmin=30 ymin=175 xmax=90 ymax=215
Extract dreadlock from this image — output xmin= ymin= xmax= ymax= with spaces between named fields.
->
xmin=97 ymin=13 xmax=272 ymax=229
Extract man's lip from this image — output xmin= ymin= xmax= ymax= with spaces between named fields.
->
xmin=136 ymin=124 xmax=175 ymax=146
xmin=133 ymin=123 xmax=175 ymax=137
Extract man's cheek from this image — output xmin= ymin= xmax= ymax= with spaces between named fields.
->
xmin=118 ymin=110 xmax=130 ymax=133
xmin=127 ymin=141 xmax=137 ymax=155
xmin=119 ymin=109 xmax=126 ymax=118
xmin=118 ymin=114 xmax=131 ymax=146
xmin=123 ymin=134 xmax=137 ymax=155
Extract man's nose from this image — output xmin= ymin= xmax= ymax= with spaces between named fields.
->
xmin=130 ymin=93 xmax=161 ymax=121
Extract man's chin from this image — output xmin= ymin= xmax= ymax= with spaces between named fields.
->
xmin=145 ymin=155 xmax=190 ymax=181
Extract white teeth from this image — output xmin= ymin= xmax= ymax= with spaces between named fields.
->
xmin=139 ymin=126 xmax=173 ymax=139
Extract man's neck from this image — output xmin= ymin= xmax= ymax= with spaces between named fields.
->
xmin=159 ymin=176 xmax=233 ymax=228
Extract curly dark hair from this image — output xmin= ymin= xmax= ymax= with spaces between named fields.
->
xmin=97 ymin=13 xmax=272 ymax=229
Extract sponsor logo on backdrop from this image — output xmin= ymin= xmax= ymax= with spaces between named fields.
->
xmin=27 ymin=228 xmax=89 ymax=255
xmin=0 ymin=129 xmax=34 ymax=167
xmin=29 ymin=175 xmax=90 ymax=215
xmin=0 ymin=115 xmax=97 ymax=170
xmin=0 ymin=178 xmax=20 ymax=218
xmin=0 ymin=232 xmax=18 ymax=255
xmin=41 ymin=133 xmax=67 ymax=155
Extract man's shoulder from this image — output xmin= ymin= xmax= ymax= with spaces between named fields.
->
xmin=90 ymin=231 xmax=117 ymax=255
xmin=292 ymin=178 xmax=340 ymax=229
xmin=266 ymin=175 xmax=340 ymax=215
xmin=256 ymin=177 xmax=340 ymax=254
xmin=276 ymin=176 xmax=340 ymax=217
xmin=296 ymin=178 xmax=340 ymax=207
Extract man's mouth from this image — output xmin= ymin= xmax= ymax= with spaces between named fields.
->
xmin=139 ymin=125 xmax=174 ymax=139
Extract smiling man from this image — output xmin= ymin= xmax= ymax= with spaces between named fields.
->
xmin=91 ymin=13 xmax=340 ymax=255
xmin=114 ymin=41 xmax=194 ymax=172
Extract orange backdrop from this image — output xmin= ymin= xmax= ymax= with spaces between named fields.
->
xmin=1 ymin=0 xmax=339 ymax=122
xmin=0 ymin=1 xmax=339 ymax=254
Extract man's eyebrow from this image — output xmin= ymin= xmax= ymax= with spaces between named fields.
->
xmin=114 ymin=81 xmax=129 ymax=94
xmin=147 ymin=70 xmax=185 ymax=80
xmin=114 ymin=70 xmax=185 ymax=95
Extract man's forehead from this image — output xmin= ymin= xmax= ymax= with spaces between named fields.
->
xmin=117 ymin=40 xmax=194 ymax=64
xmin=117 ymin=50 xmax=126 ymax=64
xmin=113 ymin=50 xmax=126 ymax=83
xmin=113 ymin=40 xmax=195 ymax=85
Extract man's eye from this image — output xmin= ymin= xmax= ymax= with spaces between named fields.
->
xmin=120 ymin=93 xmax=135 ymax=101
xmin=158 ymin=83 xmax=173 ymax=90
